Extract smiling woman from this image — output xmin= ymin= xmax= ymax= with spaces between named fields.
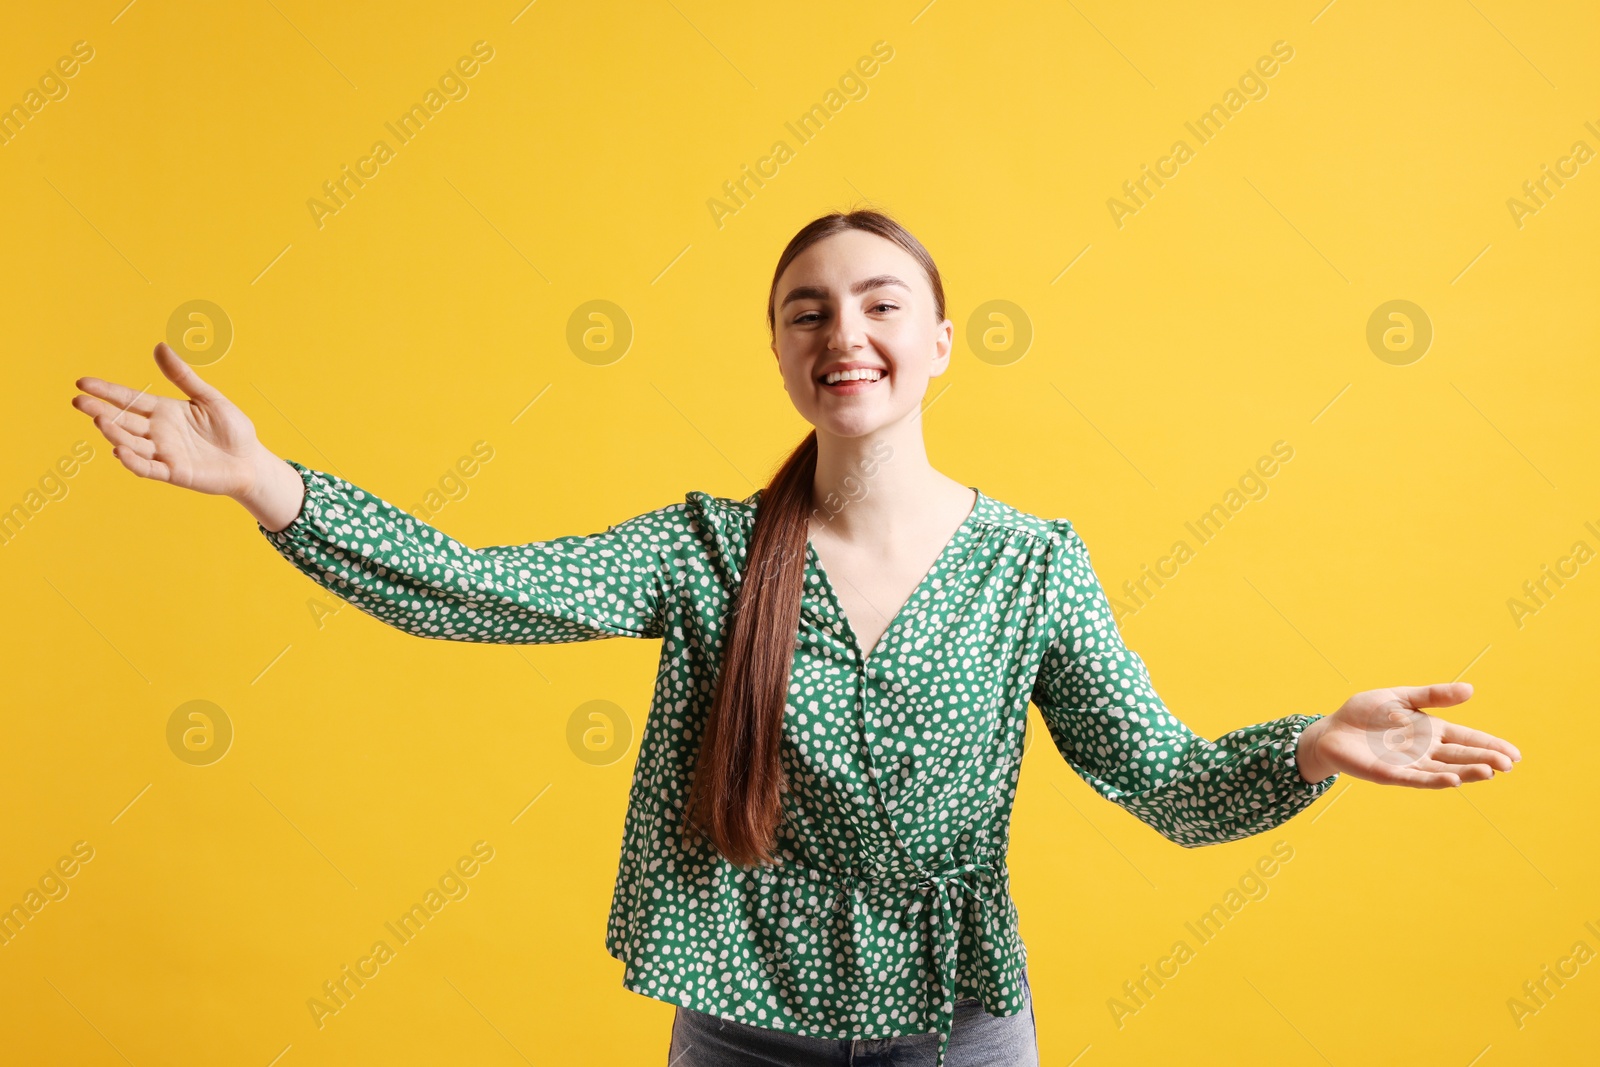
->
xmin=70 ymin=207 xmax=1521 ymax=1067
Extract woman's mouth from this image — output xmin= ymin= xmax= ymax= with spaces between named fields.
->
xmin=818 ymin=368 xmax=886 ymax=395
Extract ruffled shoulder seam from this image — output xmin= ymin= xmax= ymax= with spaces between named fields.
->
xmin=684 ymin=488 xmax=760 ymax=522
xmin=970 ymin=492 xmax=1068 ymax=543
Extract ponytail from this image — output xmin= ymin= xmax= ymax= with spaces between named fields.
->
xmin=681 ymin=431 xmax=817 ymax=867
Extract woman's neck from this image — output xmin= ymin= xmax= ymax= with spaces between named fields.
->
xmin=810 ymin=417 xmax=968 ymax=543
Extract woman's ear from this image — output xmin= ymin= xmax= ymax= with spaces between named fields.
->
xmin=927 ymin=318 xmax=955 ymax=377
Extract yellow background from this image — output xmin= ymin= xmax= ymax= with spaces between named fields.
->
xmin=3 ymin=0 xmax=1596 ymax=1063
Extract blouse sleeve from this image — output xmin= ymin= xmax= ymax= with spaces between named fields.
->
xmin=257 ymin=458 xmax=686 ymax=644
xmin=1031 ymin=519 xmax=1338 ymax=847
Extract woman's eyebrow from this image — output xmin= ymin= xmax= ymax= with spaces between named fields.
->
xmin=779 ymin=274 xmax=910 ymax=309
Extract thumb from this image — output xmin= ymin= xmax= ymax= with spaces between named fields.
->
xmin=1392 ymin=681 xmax=1473 ymax=711
xmin=154 ymin=341 xmax=222 ymax=402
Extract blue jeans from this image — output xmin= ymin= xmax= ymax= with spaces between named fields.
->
xmin=666 ymin=969 xmax=1039 ymax=1066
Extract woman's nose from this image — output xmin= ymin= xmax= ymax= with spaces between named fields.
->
xmin=826 ymin=307 xmax=866 ymax=351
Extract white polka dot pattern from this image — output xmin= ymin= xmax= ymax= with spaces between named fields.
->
xmin=260 ymin=460 xmax=1339 ymax=1065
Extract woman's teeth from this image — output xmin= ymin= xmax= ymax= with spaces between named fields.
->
xmin=822 ymin=368 xmax=885 ymax=385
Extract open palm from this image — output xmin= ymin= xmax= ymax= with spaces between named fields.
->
xmin=1309 ymin=682 xmax=1520 ymax=788
xmin=71 ymin=342 xmax=261 ymax=497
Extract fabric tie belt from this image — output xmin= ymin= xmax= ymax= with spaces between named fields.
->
xmin=821 ymin=856 xmax=1006 ymax=1067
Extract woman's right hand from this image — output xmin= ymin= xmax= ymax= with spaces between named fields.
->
xmin=72 ymin=342 xmax=305 ymax=529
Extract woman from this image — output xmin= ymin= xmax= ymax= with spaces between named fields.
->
xmin=71 ymin=209 xmax=1520 ymax=1067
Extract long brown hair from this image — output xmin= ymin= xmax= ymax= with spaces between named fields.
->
xmin=679 ymin=208 xmax=948 ymax=868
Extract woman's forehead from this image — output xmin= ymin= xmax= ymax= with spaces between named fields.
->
xmin=779 ymin=233 xmax=921 ymax=295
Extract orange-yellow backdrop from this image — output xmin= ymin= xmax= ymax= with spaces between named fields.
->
xmin=3 ymin=1 xmax=1596 ymax=1064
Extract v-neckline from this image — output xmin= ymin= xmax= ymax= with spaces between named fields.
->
xmin=803 ymin=488 xmax=984 ymax=668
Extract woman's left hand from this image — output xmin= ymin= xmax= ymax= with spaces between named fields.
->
xmin=1296 ymin=682 xmax=1521 ymax=787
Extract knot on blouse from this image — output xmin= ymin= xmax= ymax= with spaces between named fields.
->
xmin=805 ymin=854 xmax=1007 ymax=1067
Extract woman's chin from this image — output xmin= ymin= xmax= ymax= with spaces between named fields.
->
xmin=808 ymin=412 xmax=901 ymax=439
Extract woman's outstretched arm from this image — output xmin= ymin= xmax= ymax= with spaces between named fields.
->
xmin=1031 ymin=519 xmax=1522 ymax=847
xmin=256 ymin=458 xmax=685 ymax=642
xmin=72 ymin=342 xmax=689 ymax=645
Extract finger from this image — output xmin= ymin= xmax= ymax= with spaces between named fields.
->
xmin=1415 ymin=757 xmax=1496 ymax=783
xmin=1433 ymin=741 xmax=1515 ymax=772
xmin=73 ymin=393 xmax=152 ymax=436
xmin=1391 ymin=682 xmax=1473 ymax=711
xmin=74 ymin=375 xmax=159 ymax=417
xmin=112 ymin=444 xmax=171 ymax=483
xmin=1380 ymin=766 xmax=1462 ymax=789
xmin=1439 ymin=721 xmax=1522 ymax=763
xmin=154 ymin=342 xmax=222 ymax=402
xmin=97 ymin=416 xmax=155 ymax=459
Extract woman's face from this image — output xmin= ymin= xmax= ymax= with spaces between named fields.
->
xmin=770 ymin=229 xmax=953 ymax=439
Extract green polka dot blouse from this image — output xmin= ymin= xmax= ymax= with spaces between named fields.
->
xmin=259 ymin=459 xmax=1339 ymax=1066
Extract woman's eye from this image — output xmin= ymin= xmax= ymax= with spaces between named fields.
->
xmin=792 ymin=303 xmax=895 ymax=324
